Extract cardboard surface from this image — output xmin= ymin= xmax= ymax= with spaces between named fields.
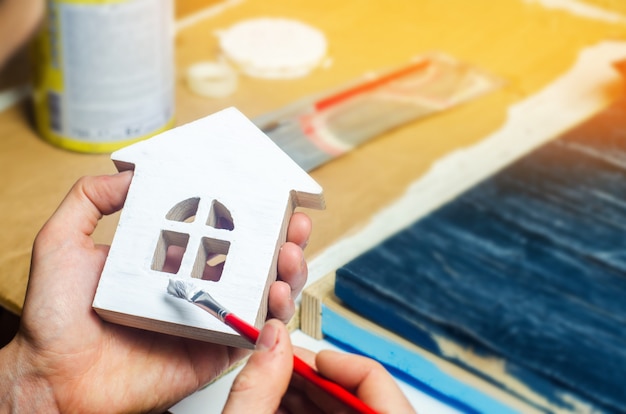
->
xmin=2 ymin=0 xmax=626 ymax=314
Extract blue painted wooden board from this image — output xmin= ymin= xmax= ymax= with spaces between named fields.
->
xmin=335 ymin=99 xmax=626 ymax=413
xmin=462 ymin=141 xmax=626 ymax=274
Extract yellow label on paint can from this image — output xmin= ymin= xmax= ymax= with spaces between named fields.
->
xmin=32 ymin=0 xmax=175 ymax=153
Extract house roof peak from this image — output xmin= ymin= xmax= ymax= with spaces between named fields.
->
xmin=112 ymin=107 xmax=324 ymax=209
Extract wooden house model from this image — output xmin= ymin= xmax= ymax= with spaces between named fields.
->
xmin=93 ymin=107 xmax=325 ymax=348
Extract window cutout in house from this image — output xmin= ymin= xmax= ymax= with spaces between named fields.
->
xmin=166 ymin=197 xmax=200 ymax=223
xmin=152 ymin=230 xmax=189 ymax=274
xmin=192 ymin=237 xmax=230 ymax=281
xmin=207 ymin=200 xmax=234 ymax=230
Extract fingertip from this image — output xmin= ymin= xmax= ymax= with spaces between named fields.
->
xmin=268 ymin=282 xmax=296 ymax=323
xmin=36 ymin=173 xmax=133 ymax=248
xmin=73 ymin=172 xmax=132 ymax=217
xmin=287 ymin=212 xmax=312 ymax=249
xmin=224 ymin=320 xmax=293 ymax=413
xmin=315 ymin=351 xmax=415 ymax=412
xmin=315 ymin=351 xmax=379 ymax=389
xmin=114 ymin=169 xmax=134 ymax=185
xmin=277 ymin=242 xmax=307 ymax=296
xmin=256 ymin=319 xmax=281 ymax=352
xmin=256 ymin=320 xmax=292 ymax=359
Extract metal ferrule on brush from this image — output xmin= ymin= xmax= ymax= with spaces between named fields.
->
xmin=190 ymin=290 xmax=229 ymax=322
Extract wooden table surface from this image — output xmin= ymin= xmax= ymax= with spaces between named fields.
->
xmin=2 ymin=0 xmax=626 ymax=315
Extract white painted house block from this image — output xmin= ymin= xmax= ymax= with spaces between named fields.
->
xmin=93 ymin=107 xmax=325 ymax=348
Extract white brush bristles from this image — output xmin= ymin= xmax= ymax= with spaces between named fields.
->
xmin=166 ymin=279 xmax=198 ymax=301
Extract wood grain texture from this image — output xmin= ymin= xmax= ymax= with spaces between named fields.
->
xmin=93 ymin=108 xmax=324 ymax=348
xmin=335 ymin=98 xmax=626 ymax=413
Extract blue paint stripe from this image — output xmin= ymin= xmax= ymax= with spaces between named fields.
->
xmin=321 ymin=304 xmax=519 ymax=414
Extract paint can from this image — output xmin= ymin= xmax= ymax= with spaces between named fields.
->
xmin=31 ymin=0 xmax=175 ymax=153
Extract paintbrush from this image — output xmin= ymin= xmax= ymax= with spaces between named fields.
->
xmin=166 ymin=279 xmax=377 ymax=414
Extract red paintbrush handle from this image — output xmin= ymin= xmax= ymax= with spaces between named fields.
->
xmin=314 ymin=59 xmax=430 ymax=111
xmin=292 ymin=355 xmax=378 ymax=414
xmin=224 ymin=313 xmax=260 ymax=342
xmin=224 ymin=313 xmax=378 ymax=414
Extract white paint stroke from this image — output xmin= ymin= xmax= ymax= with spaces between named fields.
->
xmin=524 ymin=0 xmax=626 ymax=24
xmin=175 ymin=0 xmax=244 ymax=34
xmin=305 ymin=40 xmax=626 ymax=288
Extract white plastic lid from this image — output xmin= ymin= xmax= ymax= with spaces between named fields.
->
xmin=186 ymin=61 xmax=238 ymax=98
xmin=217 ymin=17 xmax=328 ymax=79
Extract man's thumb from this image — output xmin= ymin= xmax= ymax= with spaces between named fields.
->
xmin=223 ymin=319 xmax=293 ymax=413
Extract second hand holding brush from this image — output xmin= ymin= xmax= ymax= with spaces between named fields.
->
xmin=167 ymin=279 xmax=378 ymax=414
